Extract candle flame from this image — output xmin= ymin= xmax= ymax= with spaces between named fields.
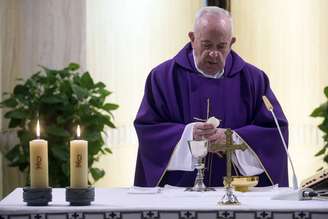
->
xmin=77 ymin=125 xmax=81 ymax=138
xmin=36 ymin=120 xmax=40 ymax=138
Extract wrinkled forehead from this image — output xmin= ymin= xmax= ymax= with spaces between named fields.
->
xmin=195 ymin=15 xmax=232 ymax=39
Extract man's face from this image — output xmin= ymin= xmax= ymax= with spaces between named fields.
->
xmin=189 ymin=18 xmax=235 ymax=75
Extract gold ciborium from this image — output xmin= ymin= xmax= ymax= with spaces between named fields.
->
xmin=224 ymin=176 xmax=259 ymax=192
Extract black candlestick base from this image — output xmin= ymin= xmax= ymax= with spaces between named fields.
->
xmin=66 ymin=186 xmax=95 ymax=206
xmin=23 ymin=187 xmax=52 ymax=206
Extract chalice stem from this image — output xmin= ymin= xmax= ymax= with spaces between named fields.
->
xmin=194 ymin=158 xmax=206 ymax=189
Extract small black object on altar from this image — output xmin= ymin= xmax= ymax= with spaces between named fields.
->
xmin=66 ymin=186 xmax=95 ymax=206
xmin=23 ymin=187 xmax=52 ymax=206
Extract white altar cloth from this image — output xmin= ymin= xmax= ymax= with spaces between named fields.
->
xmin=0 ymin=187 xmax=327 ymax=219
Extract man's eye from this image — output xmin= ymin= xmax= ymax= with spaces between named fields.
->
xmin=203 ymin=44 xmax=211 ymax=49
xmin=218 ymin=45 xmax=227 ymax=50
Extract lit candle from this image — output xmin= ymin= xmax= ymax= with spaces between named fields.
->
xmin=70 ymin=125 xmax=88 ymax=188
xmin=29 ymin=120 xmax=48 ymax=188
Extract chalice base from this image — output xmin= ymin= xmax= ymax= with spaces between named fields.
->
xmin=218 ymin=186 xmax=240 ymax=205
xmin=185 ymin=186 xmax=216 ymax=192
xmin=185 ymin=179 xmax=216 ymax=192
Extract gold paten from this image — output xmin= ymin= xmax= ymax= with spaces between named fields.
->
xmin=224 ymin=176 xmax=259 ymax=192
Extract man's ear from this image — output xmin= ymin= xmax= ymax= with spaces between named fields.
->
xmin=188 ymin=32 xmax=195 ymax=43
xmin=188 ymin=32 xmax=196 ymax=49
xmin=230 ymin=37 xmax=236 ymax=47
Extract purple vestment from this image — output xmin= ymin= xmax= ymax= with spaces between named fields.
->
xmin=134 ymin=43 xmax=288 ymax=187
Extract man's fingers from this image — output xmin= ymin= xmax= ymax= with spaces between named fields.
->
xmin=193 ymin=124 xmax=227 ymax=143
xmin=200 ymin=128 xmax=216 ymax=136
xmin=195 ymin=123 xmax=214 ymax=130
xmin=193 ymin=122 xmax=216 ymax=140
xmin=206 ymin=129 xmax=226 ymax=144
xmin=207 ymin=134 xmax=220 ymax=142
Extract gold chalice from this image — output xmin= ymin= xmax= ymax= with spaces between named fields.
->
xmin=224 ymin=176 xmax=259 ymax=192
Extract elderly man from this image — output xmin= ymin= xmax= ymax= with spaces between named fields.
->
xmin=134 ymin=7 xmax=288 ymax=187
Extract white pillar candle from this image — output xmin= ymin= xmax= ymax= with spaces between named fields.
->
xmin=70 ymin=125 xmax=88 ymax=188
xmin=29 ymin=120 xmax=48 ymax=188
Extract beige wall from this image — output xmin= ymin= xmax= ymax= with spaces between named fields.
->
xmin=89 ymin=0 xmax=328 ymax=187
xmin=87 ymin=0 xmax=203 ymax=187
xmin=0 ymin=0 xmax=86 ymax=197
xmin=0 ymin=0 xmax=203 ymax=194
xmin=231 ymin=0 xmax=328 ymax=184
xmin=0 ymin=0 xmax=3 ymax=198
xmin=2 ymin=0 xmax=328 ymax=195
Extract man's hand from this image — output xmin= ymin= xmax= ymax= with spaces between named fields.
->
xmin=193 ymin=122 xmax=226 ymax=145
xmin=193 ymin=122 xmax=215 ymax=141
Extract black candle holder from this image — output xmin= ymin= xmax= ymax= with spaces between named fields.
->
xmin=23 ymin=187 xmax=52 ymax=206
xmin=66 ymin=186 xmax=95 ymax=206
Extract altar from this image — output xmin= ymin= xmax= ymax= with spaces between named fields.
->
xmin=0 ymin=186 xmax=327 ymax=219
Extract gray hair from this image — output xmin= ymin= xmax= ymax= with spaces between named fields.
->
xmin=194 ymin=6 xmax=233 ymax=35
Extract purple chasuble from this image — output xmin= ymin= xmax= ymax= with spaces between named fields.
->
xmin=134 ymin=43 xmax=288 ymax=187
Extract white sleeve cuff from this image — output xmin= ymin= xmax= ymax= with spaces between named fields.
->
xmin=167 ymin=127 xmax=264 ymax=175
xmin=231 ymin=131 xmax=264 ymax=176
xmin=167 ymin=123 xmax=196 ymax=171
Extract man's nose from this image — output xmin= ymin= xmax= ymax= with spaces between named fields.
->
xmin=209 ymin=50 xmax=219 ymax=58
